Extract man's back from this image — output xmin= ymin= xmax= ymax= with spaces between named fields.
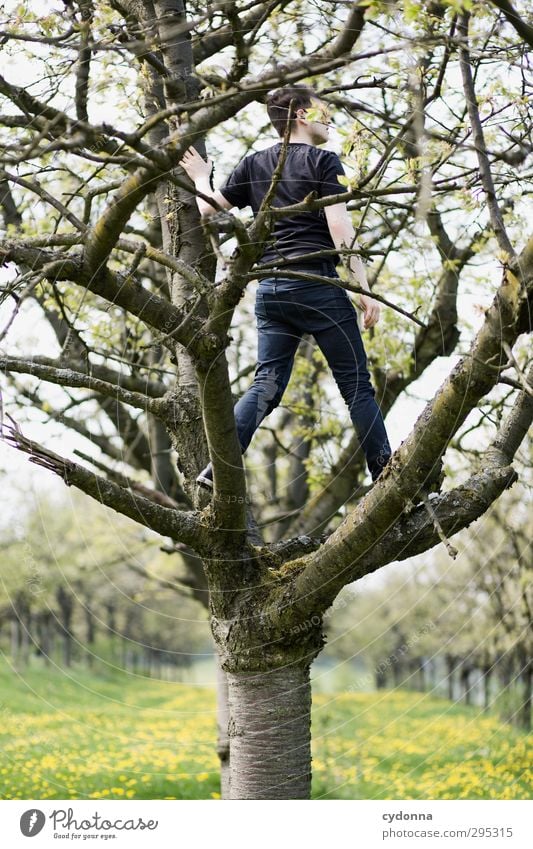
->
xmin=220 ymin=142 xmax=348 ymax=265
xmin=178 ymin=84 xmax=390 ymax=491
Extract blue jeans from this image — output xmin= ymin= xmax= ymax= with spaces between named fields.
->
xmin=232 ymin=266 xmax=392 ymax=481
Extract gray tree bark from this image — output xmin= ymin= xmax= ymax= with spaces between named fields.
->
xmin=56 ymin=586 xmax=74 ymax=667
xmin=215 ymin=654 xmax=231 ymax=798
xmin=482 ymin=664 xmax=493 ymax=712
xmin=227 ymin=664 xmax=312 ymax=799
xmin=519 ymin=656 xmax=531 ymax=731
xmin=445 ymin=654 xmax=458 ymax=701
xmin=37 ymin=611 xmax=53 ymax=666
xmin=460 ymin=664 xmax=472 ymax=706
xmin=84 ymin=598 xmax=96 ymax=668
xmin=10 ymin=617 xmax=20 ymax=666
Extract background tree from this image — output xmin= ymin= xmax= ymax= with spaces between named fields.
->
xmin=326 ymin=475 xmax=532 ymax=729
xmin=0 ymin=0 xmax=532 ymax=798
xmin=0 ymin=492 xmax=211 ymax=674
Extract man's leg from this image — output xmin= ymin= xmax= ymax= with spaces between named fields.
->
xmin=312 ymin=295 xmax=391 ymax=481
xmin=197 ymin=300 xmax=302 ymax=488
xmin=233 ymin=312 xmax=303 ymax=450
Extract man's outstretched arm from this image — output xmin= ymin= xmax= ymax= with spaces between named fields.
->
xmin=325 ymin=202 xmax=380 ymax=329
xmin=179 ymin=147 xmax=234 ymax=216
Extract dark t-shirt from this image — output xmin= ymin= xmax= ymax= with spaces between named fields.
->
xmin=219 ymin=142 xmax=348 ymax=266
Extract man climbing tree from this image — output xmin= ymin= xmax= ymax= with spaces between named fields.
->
xmin=0 ymin=0 xmax=531 ymax=800
xmin=179 ymin=85 xmax=392 ymax=490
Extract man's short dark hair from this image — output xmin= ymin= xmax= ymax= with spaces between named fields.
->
xmin=266 ymin=85 xmax=318 ymax=137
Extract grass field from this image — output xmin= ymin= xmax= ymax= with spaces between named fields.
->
xmin=0 ymin=657 xmax=530 ymax=800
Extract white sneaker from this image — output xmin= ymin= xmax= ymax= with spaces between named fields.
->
xmin=196 ymin=463 xmax=213 ymax=490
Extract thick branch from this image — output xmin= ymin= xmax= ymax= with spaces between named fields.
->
xmin=347 ymin=467 xmax=517 ymax=577
xmin=486 ymin=363 xmax=533 ymax=466
xmin=326 ymin=2 xmax=367 ymax=57
xmin=73 ymin=448 xmax=188 ymax=508
xmin=23 ymin=390 xmax=140 ymax=467
xmin=0 ymin=355 xmax=166 ymax=415
xmin=1 ymin=425 xmax=208 ymax=552
xmin=301 ymin=362 xmax=533 ymax=590
xmin=75 ymin=1 xmax=93 ymax=123
xmin=286 ymin=231 xmax=532 ymax=618
xmin=0 ymin=73 xmax=128 ymax=161
xmin=193 ymin=1 xmax=290 ymax=63
xmin=276 ymin=463 xmax=518 ymax=628
xmin=0 ymin=240 xmax=201 ymax=345
xmin=195 ymin=355 xmax=248 ymax=533
xmin=488 ymin=0 xmax=533 ymax=48
xmin=194 ymin=127 xmax=296 ymax=531
xmin=3 ymin=171 xmax=85 ymax=231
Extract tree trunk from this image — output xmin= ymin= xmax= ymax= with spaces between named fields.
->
xmin=36 ymin=611 xmax=53 ymax=665
xmin=121 ymin=608 xmax=136 ymax=672
xmin=62 ymin=629 xmax=72 ymax=667
xmin=148 ymin=405 xmax=177 ymax=497
xmin=392 ymin=657 xmax=403 ymax=687
xmin=460 ymin=664 xmax=471 ymax=704
xmin=519 ymin=661 xmax=531 ymax=732
xmin=85 ymin=601 xmax=95 ymax=668
xmin=11 ymin=594 xmax=31 ymax=667
xmin=56 ymin=586 xmax=73 ymax=667
xmin=105 ymin=602 xmax=117 ymax=661
xmin=20 ymin=608 xmax=31 ymax=665
xmin=497 ymin=653 xmax=514 ymax=723
xmin=122 ymin=645 xmax=132 ymax=671
xmin=10 ymin=616 xmax=20 ymax=664
xmin=144 ymin=649 xmax=151 ymax=677
xmin=498 ymin=653 xmax=513 ymax=690
xmin=482 ymin=664 xmax=493 ymax=712
xmin=375 ymin=667 xmax=387 ymax=689
xmin=227 ymin=664 xmax=312 ymax=800
xmin=426 ymin=658 xmax=436 ymax=690
xmin=445 ymin=654 xmax=458 ymax=701
xmin=409 ymin=656 xmax=425 ymax=691
xmin=215 ymin=653 xmax=230 ymax=798
xmin=149 ymin=0 xmax=214 ymax=490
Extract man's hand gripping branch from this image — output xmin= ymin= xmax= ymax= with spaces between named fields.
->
xmin=179 ymin=147 xmax=232 ymax=216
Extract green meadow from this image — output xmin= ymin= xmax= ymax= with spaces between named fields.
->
xmin=0 ymin=657 xmax=530 ymax=800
